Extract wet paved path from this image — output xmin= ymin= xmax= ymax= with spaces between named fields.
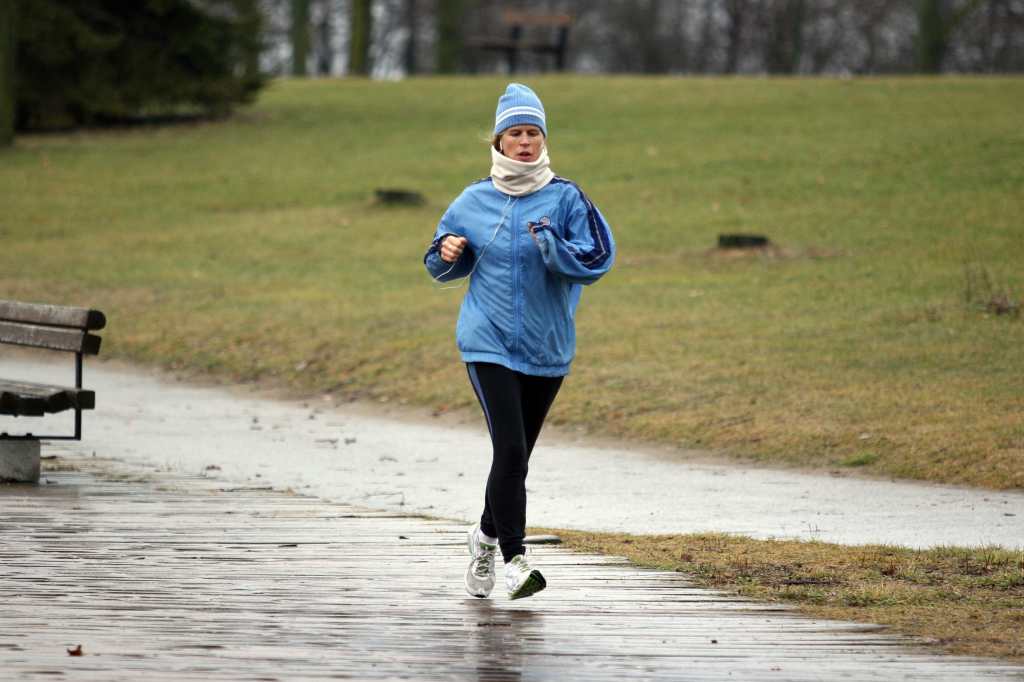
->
xmin=1 ymin=355 xmax=1021 ymax=548
xmin=1 ymin=455 xmax=1022 ymax=681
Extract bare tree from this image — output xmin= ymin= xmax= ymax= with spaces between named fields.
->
xmin=916 ymin=0 xmax=986 ymax=72
xmin=259 ymin=0 xmax=1022 ymax=77
xmin=988 ymin=0 xmax=1024 ymax=72
xmin=761 ymin=0 xmax=806 ymax=73
xmin=799 ymin=0 xmax=845 ymax=73
xmin=369 ymin=0 xmax=408 ymax=77
xmin=956 ymin=0 xmax=1024 ymax=72
xmin=723 ymin=0 xmax=752 ymax=73
xmin=436 ymin=0 xmax=463 ymax=73
xmin=846 ymin=0 xmax=894 ymax=74
xmin=0 ymin=0 xmax=15 ymax=146
xmin=314 ymin=0 xmax=334 ymax=75
xmin=693 ymin=0 xmax=718 ymax=72
xmin=349 ymin=0 xmax=372 ymax=75
xmin=404 ymin=0 xmax=418 ymax=75
xmin=638 ymin=0 xmax=670 ymax=73
xmin=594 ymin=0 xmax=660 ymax=73
xmin=291 ymin=0 xmax=311 ymax=75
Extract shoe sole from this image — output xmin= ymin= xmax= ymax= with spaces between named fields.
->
xmin=465 ymin=579 xmax=489 ymax=598
xmin=508 ymin=570 xmax=546 ymax=600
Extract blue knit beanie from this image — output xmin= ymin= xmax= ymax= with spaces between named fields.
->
xmin=494 ymin=83 xmax=547 ymax=137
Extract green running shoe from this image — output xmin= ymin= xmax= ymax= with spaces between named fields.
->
xmin=505 ymin=553 xmax=546 ymax=600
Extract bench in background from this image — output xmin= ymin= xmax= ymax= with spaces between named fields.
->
xmin=0 ymin=299 xmax=106 ymax=482
xmin=467 ymin=10 xmax=573 ymax=74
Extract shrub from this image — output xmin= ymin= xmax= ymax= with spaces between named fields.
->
xmin=15 ymin=0 xmax=265 ymax=130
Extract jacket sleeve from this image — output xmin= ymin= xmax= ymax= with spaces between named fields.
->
xmin=532 ymin=187 xmax=615 ymax=285
xmin=423 ymin=207 xmax=475 ymax=282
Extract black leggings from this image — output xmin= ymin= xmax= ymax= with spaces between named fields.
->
xmin=466 ymin=362 xmax=563 ymax=563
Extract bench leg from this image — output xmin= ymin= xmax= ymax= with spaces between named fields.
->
xmin=0 ymin=439 xmax=41 ymax=484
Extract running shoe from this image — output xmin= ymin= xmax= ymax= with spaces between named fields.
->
xmin=505 ymin=553 xmax=546 ymax=600
xmin=464 ymin=524 xmax=497 ymax=598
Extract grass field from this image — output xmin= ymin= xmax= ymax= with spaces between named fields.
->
xmin=2 ymin=75 xmax=1022 ymax=488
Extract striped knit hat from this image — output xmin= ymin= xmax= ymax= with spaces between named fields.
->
xmin=494 ymin=83 xmax=547 ymax=137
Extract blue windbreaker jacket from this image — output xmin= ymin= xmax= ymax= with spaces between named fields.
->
xmin=423 ymin=177 xmax=615 ymax=377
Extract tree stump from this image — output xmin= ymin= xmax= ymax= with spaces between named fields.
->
xmin=375 ymin=189 xmax=425 ymax=206
xmin=718 ymin=233 xmax=770 ymax=249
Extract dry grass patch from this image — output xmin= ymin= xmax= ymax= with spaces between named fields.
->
xmin=542 ymin=528 xmax=1024 ymax=663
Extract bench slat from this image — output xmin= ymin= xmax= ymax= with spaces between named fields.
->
xmin=0 ymin=300 xmax=106 ymax=331
xmin=0 ymin=380 xmax=95 ymax=417
xmin=0 ymin=321 xmax=102 ymax=354
xmin=501 ymin=10 xmax=572 ymax=26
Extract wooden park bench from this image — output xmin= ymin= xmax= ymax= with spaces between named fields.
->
xmin=467 ymin=10 xmax=573 ymax=74
xmin=0 ymin=299 xmax=106 ymax=482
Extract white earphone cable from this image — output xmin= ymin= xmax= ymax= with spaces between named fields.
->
xmin=432 ymin=195 xmax=517 ymax=290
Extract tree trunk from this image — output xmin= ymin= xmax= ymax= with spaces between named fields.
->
xmin=349 ymin=0 xmax=372 ymax=76
xmin=986 ymin=0 xmax=1016 ymax=72
xmin=915 ymin=0 xmax=947 ymax=73
xmin=994 ymin=1 xmax=1022 ymax=72
xmin=639 ymin=0 xmax=667 ymax=73
xmin=234 ymin=0 xmax=263 ymax=92
xmin=404 ymin=0 xmax=417 ymax=76
xmin=316 ymin=0 xmax=333 ymax=75
xmin=984 ymin=0 xmax=999 ymax=72
xmin=852 ymin=0 xmax=888 ymax=75
xmin=863 ymin=28 xmax=878 ymax=75
xmin=0 ymin=0 xmax=15 ymax=146
xmin=291 ymin=0 xmax=311 ymax=76
xmin=668 ymin=1 xmax=689 ymax=72
xmin=724 ymin=0 xmax=747 ymax=74
xmin=695 ymin=0 xmax=715 ymax=73
xmin=436 ymin=0 xmax=462 ymax=74
xmin=772 ymin=0 xmax=805 ymax=74
xmin=916 ymin=0 xmax=985 ymax=73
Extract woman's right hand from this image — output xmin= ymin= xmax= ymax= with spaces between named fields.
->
xmin=440 ymin=236 xmax=468 ymax=263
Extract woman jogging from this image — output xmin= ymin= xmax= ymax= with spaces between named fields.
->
xmin=423 ymin=83 xmax=615 ymax=600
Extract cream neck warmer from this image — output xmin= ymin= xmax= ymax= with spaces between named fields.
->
xmin=490 ymin=145 xmax=555 ymax=196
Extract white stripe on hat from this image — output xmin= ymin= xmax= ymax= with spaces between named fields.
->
xmin=495 ymin=106 xmax=546 ymax=127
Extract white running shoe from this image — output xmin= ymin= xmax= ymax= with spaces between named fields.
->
xmin=464 ymin=524 xmax=497 ymax=598
xmin=505 ymin=553 xmax=546 ymax=600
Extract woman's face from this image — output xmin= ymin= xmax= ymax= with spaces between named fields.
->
xmin=499 ymin=125 xmax=544 ymax=162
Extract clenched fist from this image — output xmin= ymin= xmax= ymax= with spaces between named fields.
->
xmin=440 ymin=235 xmax=468 ymax=263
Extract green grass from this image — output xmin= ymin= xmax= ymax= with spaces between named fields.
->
xmin=2 ymin=75 xmax=1022 ymax=488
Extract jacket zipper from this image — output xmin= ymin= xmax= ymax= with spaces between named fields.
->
xmin=510 ymin=200 xmax=520 ymax=360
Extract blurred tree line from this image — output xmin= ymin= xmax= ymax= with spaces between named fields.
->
xmin=272 ymin=0 xmax=1022 ymax=77
xmin=2 ymin=0 xmax=1022 ymax=144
